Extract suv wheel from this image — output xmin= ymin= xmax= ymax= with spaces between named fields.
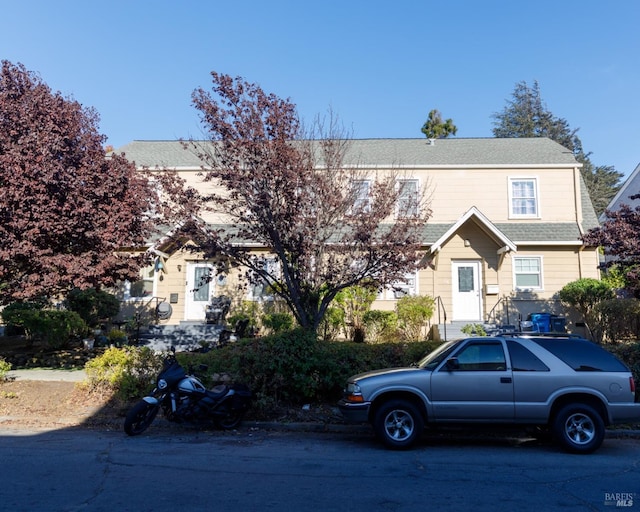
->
xmin=374 ymin=400 xmax=424 ymax=450
xmin=552 ymin=404 xmax=605 ymax=454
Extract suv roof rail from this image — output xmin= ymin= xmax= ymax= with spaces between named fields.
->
xmin=506 ymin=332 xmax=583 ymax=339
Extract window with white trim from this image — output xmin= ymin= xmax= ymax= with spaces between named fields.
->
xmin=509 ymin=178 xmax=538 ymax=217
xmin=513 ymin=256 xmax=543 ymax=290
xmin=250 ymin=258 xmax=280 ymax=301
xmin=124 ymin=264 xmax=155 ymax=300
xmin=378 ymin=272 xmax=418 ymax=300
xmin=396 ymin=179 xmax=419 ymax=218
xmin=351 ymin=179 xmax=371 ymax=214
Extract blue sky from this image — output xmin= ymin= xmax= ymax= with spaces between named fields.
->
xmin=2 ymin=1 xmax=639 ymax=176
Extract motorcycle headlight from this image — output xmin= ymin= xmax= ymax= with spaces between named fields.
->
xmin=158 ymin=379 xmax=168 ymax=390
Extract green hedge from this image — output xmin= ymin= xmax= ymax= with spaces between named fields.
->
xmin=610 ymin=342 xmax=640 ymax=400
xmin=178 ymin=329 xmax=440 ymax=406
xmin=82 ymin=331 xmax=640 ymax=411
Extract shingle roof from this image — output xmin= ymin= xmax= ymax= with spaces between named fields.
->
xmin=118 ymin=138 xmax=593 ymax=246
xmin=116 ymin=137 xmax=580 ymax=169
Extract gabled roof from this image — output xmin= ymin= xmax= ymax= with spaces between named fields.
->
xmin=116 ymin=137 xmax=580 ymax=169
xmin=117 ymin=138 xmax=594 ymax=247
xmin=602 ymin=161 xmax=640 ymax=220
xmin=429 ymin=207 xmax=517 ymax=254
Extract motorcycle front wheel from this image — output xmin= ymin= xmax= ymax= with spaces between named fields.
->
xmin=124 ymin=400 xmax=159 ymax=436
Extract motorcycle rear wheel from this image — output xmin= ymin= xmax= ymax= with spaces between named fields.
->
xmin=124 ymin=400 xmax=159 ymax=436
xmin=214 ymin=410 xmax=244 ymax=430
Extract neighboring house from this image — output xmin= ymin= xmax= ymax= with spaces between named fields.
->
xmin=115 ymin=137 xmax=600 ymax=332
xmin=596 ymin=161 xmax=640 ymax=273
xmin=601 ymin=161 xmax=640 ymax=221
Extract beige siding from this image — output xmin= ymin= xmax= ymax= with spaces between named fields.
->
xmin=138 ymin=157 xmax=595 ymax=327
xmin=374 ymin=167 xmax=578 ymax=223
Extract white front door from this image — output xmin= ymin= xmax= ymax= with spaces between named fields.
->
xmin=185 ymin=263 xmax=214 ymax=321
xmin=452 ymin=260 xmax=482 ymax=321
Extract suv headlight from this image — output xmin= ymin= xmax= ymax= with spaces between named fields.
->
xmin=345 ymin=382 xmax=364 ymax=402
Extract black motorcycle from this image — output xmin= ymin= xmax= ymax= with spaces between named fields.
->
xmin=124 ymin=347 xmax=251 ymax=435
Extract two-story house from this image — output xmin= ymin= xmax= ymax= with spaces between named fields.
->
xmin=115 ymin=137 xmax=600 ymax=333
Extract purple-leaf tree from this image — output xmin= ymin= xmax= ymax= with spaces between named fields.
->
xmin=582 ymin=194 xmax=640 ymax=294
xmin=0 ymin=61 xmax=178 ymax=304
xmin=185 ymin=72 xmax=432 ymax=332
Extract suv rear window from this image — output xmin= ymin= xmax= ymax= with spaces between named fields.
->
xmin=507 ymin=340 xmax=549 ymax=371
xmin=528 ymin=337 xmax=629 ymax=372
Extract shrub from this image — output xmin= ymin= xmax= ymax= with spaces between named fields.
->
xmin=363 ymin=310 xmax=398 ymax=343
xmin=1 ymin=301 xmax=46 ymax=336
xmin=5 ymin=309 xmax=87 ymax=349
xmin=559 ymin=278 xmax=615 ymax=343
xmin=595 ymin=298 xmax=640 ymax=343
xmin=64 ymin=288 xmax=120 ymax=328
xmin=83 ymin=346 xmax=162 ymax=401
xmin=318 ymin=306 xmax=344 ymax=341
xmin=261 ymin=312 xmax=294 ymax=334
xmin=235 ymin=328 xmax=322 ymax=403
xmin=396 ymin=295 xmax=435 ymax=341
xmin=334 ymin=284 xmax=377 ymax=341
xmin=610 ymin=342 xmax=640 ymax=401
xmin=108 ymin=329 xmax=128 ymax=346
xmin=228 ymin=300 xmax=261 ymax=333
xmin=461 ymin=323 xmax=487 ymax=336
xmin=0 ymin=357 xmax=11 ymax=381
xmin=182 ymin=330 xmax=441 ymax=409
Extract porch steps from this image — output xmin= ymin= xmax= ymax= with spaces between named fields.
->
xmin=436 ymin=321 xmax=502 ymax=341
xmin=136 ymin=323 xmax=226 ymax=352
xmin=436 ymin=321 xmax=467 ymax=341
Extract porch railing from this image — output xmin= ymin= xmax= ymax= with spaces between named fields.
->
xmin=434 ymin=296 xmax=447 ymax=341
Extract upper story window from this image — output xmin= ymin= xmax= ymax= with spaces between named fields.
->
xmin=509 ymin=177 xmax=538 ymax=218
xmin=513 ymin=256 xmax=543 ymax=290
xmin=351 ymin=179 xmax=371 ymax=214
xmin=396 ymin=179 xmax=419 ymax=218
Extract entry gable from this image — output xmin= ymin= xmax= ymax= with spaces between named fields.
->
xmin=428 ymin=206 xmax=517 ymax=256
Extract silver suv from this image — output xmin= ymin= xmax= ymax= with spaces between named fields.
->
xmin=338 ymin=335 xmax=640 ymax=453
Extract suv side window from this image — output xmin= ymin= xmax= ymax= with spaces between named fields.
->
xmin=507 ymin=340 xmax=549 ymax=371
xmin=529 ymin=338 xmax=629 ymax=372
xmin=454 ymin=342 xmax=506 ymax=371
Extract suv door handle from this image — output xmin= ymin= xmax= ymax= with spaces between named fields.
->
xmin=500 ymin=377 xmax=512 ymax=383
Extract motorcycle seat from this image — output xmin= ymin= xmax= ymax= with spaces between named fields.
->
xmin=206 ymin=385 xmax=228 ymax=399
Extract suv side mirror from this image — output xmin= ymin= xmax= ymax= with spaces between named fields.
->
xmin=446 ymin=357 xmax=459 ymax=371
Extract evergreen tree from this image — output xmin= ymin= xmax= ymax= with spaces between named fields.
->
xmin=421 ymin=109 xmax=457 ymax=139
xmin=492 ymin=81 xmax=622 ymax=216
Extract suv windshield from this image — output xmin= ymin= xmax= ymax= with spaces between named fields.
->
xmin=418 ymin=340 xmax=459 ymax=370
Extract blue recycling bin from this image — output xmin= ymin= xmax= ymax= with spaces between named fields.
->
xmin=529 ymin=313 xmax=552 ymax=333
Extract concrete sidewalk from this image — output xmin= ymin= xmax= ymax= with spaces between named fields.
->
xmin=6 ymin=368 xmax=87 ymax=382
